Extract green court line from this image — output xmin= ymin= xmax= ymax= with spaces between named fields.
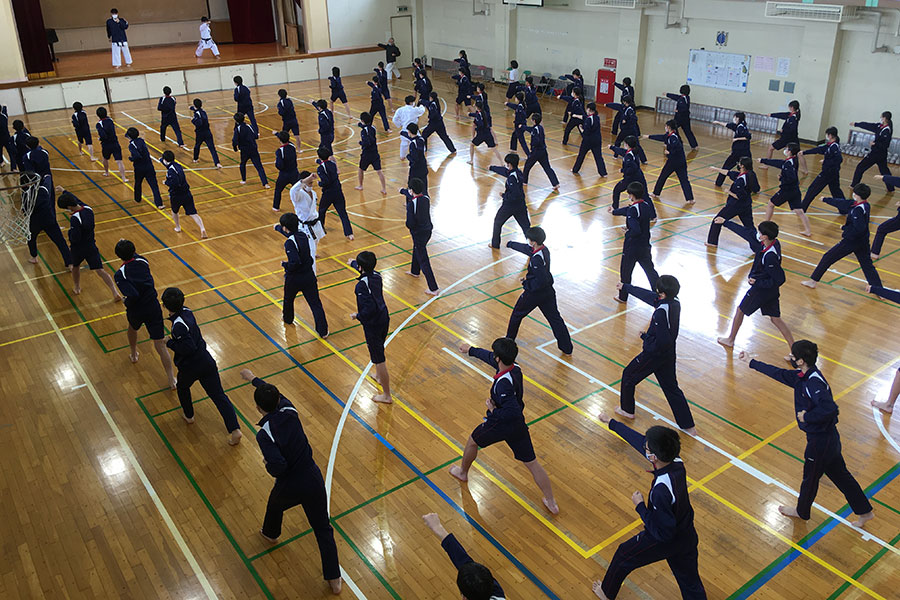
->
xmin=38 ymin=252 xmax=108 ymax=352
xmin=825 ymin=244 xmax=900 ymax=286
xmin=826 ymin=531 xmax=900 ymax=599
xmin=333 ymin=520 xmax=402 ymax=599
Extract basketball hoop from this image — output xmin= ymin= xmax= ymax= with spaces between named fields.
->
xmin=0 ymin=171 xmax=40 ymax=247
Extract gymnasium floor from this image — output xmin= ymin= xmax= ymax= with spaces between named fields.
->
xmin=1 ymin=67 xmax=900 ymax=599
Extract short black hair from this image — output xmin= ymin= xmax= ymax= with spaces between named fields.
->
xmin=622 ymin=77 xmax=632 ymax=86
xmin=356 ymin=250 xmax=376 ymax=272
xmin=406 ymin=122 xmax=419 ymax=135
xmin=233 ymin=75 xmax=243 ymax=85
xmin=430 ymin=92 xmax=439 ymax=102
xmin=738 ymin=156 xmax=754 ymax=172
xmin=299 ymin=170 xmax=311 ymax=180
xmin=572 ymin=68 xmax=581 ymax=77
xmin=373 ymin=75 xmax=381 ymax=83
xmin=278 ymin=88 xmax=287 ymax=98
xmin=110 ymin=8 xmax=118 ymax=14
xmin=96 ymin=106 xmax=108 ymax=118
xmin=115 ymin=239 xmax=136 ymax=261
xmin=233 ymin=112 xmax=245 ymax=123
xmin=624 ymin=135 xmax=637 ymax=149
xmin=515 ymin=91 xmax=524 ymax=103
xmin=791 ymin=340 xmax=818 ymax=367
xmin=476 ymin=82 xmax=485 ymax=91
xmin=279 ymin=212 xmax=299 ymax=232
xmin=457 ymin=562 xmax=494 ymax=600
xmin=656 ymin=274 xmax=680 ymax=298
xmin=56 ymin=191 xmax=79 ymax=209
xmin=786 ymin=142 xmax=800 ymax=156
xmin=525 ymin=226 xmax=546 ymax=245
xmin=474 ymin=100 xmax=484 ymax=110
xmin=163 ymin=86 xmax=171 ymax=95
xmin=491 ymin=337 xmax=518 ymax=365
xmin=360 ymin=111 xmax=373 ymax=125
xmin=317 ymin=147 xmax=331 ymax=160
xmin=73 ymin=101 xmax=83 ymax=111
xmin=510 ymin=60 xmax=518 ymax=68
xmin=622 ymin=95 xmax=634 ymax=106
xmin=161 ymin=287 xmax=185 ymax=313
xmin=161 ymin=150 xmax=175 ymax=163
xmin=12 ymin=119 xmax=23 ymax=131
xmin=315 ymin=99 xmax=328 ymax=110
xmin=825 ymin=126 xmax=839 ymax=140
xmin=586 ymin=102 xmax=597 ymax=113
xmin=532 ymin=113 xmax=542 ymax=125
xmin=504 ymin=153 xmax=519 ymax=169
xmin=405 ymin=95 xmax=415 ymax=104
xmin=332 ymin=66 xmax=340 ymax=76
xmin=193 ymin=98 xmax=202 ymax=109
xmin=734 ymin=111 xmax=745 ymax=123
xmin=26 ymin=137 xmax=39 ymax=150
xmin=645 ymin=426 xmax=680 ymax=462
xmin=409 ymin=178 xmax=425 ymax=194
xmin=201 ymin=16 xmax=208 ymax=22
xmin=254 ymin=383 xmax=281 ymax=413
xmin=666 ymin=119 xmax=678 ymax=130
xmin=679 ymin=84 xmax=690 ymax=95
xmin=378 ymin=61 xmax=385 ymax=68
xmin=854 ymin=183 xmax=871 ymax=200
xmin=276 ymin=130 xmax=290 ymax=144
xmin=758 ymin=220 xmax=779 ymax=240
xmin=626 ymin=181 xmax=645 ymax=198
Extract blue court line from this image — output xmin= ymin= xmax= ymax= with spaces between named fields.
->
xmin=44 ymin=137 xmax=561 ymax=600
xmin=731 ymin=461 xmax=900 ymax=599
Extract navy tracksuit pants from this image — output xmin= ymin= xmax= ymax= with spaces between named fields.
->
xmin=810 ymin=239 xmax=881 ymax=286
xmin=177 ymin=359 xmax=240 ymax=432
xmin=620 ymin=350 xmax=695 ymax=430
xmin=801 ymin=171 xmax=844 ymax=212
xmin=192 ymin=131 xmax=220 ymax=164
xmin=506 ymin=287 xmax=573 ymax=354
xmin=872 ymin=213 xmax=900 ymax=256
xmin=797 ymin=432 xmax=872 ymax=520
xmin=602 ymin=530 xmax=706 ymax=599
xmin=707 ymin=202 xmax=753 ymax=246
xmin=283 ymin=272 xmax=328 ymax=335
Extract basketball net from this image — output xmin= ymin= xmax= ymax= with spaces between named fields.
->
xmin=0 ymin=171 xmax=40 ymax=246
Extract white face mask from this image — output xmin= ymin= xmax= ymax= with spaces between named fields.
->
xmin=756 ymin=232 xmax=763 ymax=242
xmin=733 ymin=117 xmax=740 ymax=125
xmin=783 ymin=149 xmax=790 ymax=158
xmin=112 ymin=14 xmax=119 ymax=20
xmin=645 ymin=451 xmax=655 ymax=463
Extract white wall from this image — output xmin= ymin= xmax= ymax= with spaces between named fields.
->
xmin=422 ymin=0 xmax=501 ymax=70
xmin=327 ymin=0 xmax=393 ymax=48
xmin=0 ymin=0 xmax=26 ymax=83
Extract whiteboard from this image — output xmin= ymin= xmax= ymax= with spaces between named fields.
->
xmin=686 ymin=49 xmax=750 ymax=93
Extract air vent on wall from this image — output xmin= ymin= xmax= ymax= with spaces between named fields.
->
xmin=765 ymin=2 xmax=857 ymax=23
xmin=585 ymin=0 xmax=654 ymax=8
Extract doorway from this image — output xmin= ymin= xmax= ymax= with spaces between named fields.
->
xmin=390 ymin=15 xmax=413 ymax=63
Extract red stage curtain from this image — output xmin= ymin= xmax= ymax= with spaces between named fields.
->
xmin=227 ymin=0 xmax=277 ymax=44
xmin=12 ymin=0 xmax=53 ymax=74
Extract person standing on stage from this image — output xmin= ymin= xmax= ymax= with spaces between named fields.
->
xmin=106 ymin=9 xmax=132 ymax=68
xmin=195 ymin=17 xmax=220 ymax=58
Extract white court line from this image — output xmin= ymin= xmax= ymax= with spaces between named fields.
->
xmin=873 ymin=406 xmax=900 ymax=456
xmin=121 ymin=111 xmax=181 ymax=148
xmin=780 ymin=230 xmax=826 ymax=246
xmin=322 ymin=253 xmax=516 ymax=599
xmin=442 ymin=347 xmax=493 ymax=381
xmin=6 ymin=245 xmax=219 ymax=598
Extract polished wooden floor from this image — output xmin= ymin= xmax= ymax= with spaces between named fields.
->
xmin=2 ymin=66 xmax=900 ymax=599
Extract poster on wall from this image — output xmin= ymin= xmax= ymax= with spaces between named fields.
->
xmin=686 ymin=49 xmax=751 ymax=93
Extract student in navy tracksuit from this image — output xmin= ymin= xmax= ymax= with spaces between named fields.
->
xmin=850 ymin=112 xmax=895 ymax=191
xmin=232 ymin=113 xmax=269 ymax=188
xmin=23 ymin=137 xmax=51 ymax=180
xmin=355 ymin=112 xmax=387 ymax=194
xmin=71 ymin=102 xmax=94 ymax=160
xmin=232 ymin=75 xmax=258 ymax=135
xmin=666 ymin=85 xmax=699 ymax=150
xmin=421 ymin=92 xmax=456 ymax=153
xmin=272 ymin=131 xmax=300 ymax=211
xmin=413 ymin=69 xmax=432 ymax=105
xmin=505 ymin=59 xmax=520 ymax=100
xmin=275 ymin=212 xmax=328 ymax=334
xmin=612 ymin=182 xmax=659 ymax=305
xmin=454 ymin=50 xmax=471 ymax=79
xmin=506 ymin=91 xmax=529 ymax=154
xmin=560 ymin=69 xmax=584 ymax=124
xmin=592 ymin=416 xmax=706 ymax=599
xmin=606 ymin=96 xmax=647 ymax=163
xmin=0 ymin=104 xmax=14 ymax=170
xmin=95 ymin=107 xmax=128 ymax=180
xmin=743 ymin=340 xmax=875 ymax=528
xmin=521 ymin=114 xmax=559 ymax=190
xmin=402 ymin=124 xmax=429 ymax=191
xmin=711 ymin=112 xmax=751 ymax=187
xmin=124 ymin=128 xmax=163 ymax=207
xmin=609 ymin=136 xmax=650 ymax=209
xmin=328 ymin=66 xmax=352 ymax=120
xmin=557 ymin=87 xmax=584 ymax=146
xmin=452 ymin=68 xmax=473 ymax=118
xmin=157 ymin=87 xmax=185 ymax=147
xmin=870 ymin=174 xmax=900 ymax=258
xmin=504 ymin=227 xmax=573 ymax=355
xmin=160 ymin=286 xmax=241 ymax=446
xmin=26 ymin=174 xmax=71 ymax=268
xmin=645 ymin=120 xmax=693 ymax=204
xmin=800 ymin=127 xmax=844 ymax=211
xmin=241 ymin=370 xmax=343 ymax=594
xmin=375 ymin=62 xmax=393 ymax=111
xmin=56 ymin=189 xmax=120 ymax=300
xmin=349 ymin=250 xmax=392 ymax=403
xmin=161 ymin=150 xmax=206 ymax=237
xmin=489 ymin=153 xmax=530 ymax=249
xmin=423 ymin=513 xmax=506 ymax=600
xmin=451 ymin=336 xmax=560 ymax=514
xmin=277 ymin=89 xmax=301 ymax=149
xmin=802 ymin=184 xmax=882 ymax=289
xmin=520 ymin=77 xmax=542 ymax=119
xmin=188 ymin=99 xmax=221 ymax=168
xmin=707 ymin=157 xmax=759 ymax=246
xmin=611 ymin=77 xmax=635 ymax=136
xmin=470 ymin=82 xmax=493 ymax=133
xmin=573 ymin=103 xmax=608 ymax=177
xmin=715 ymin=220 xmax=795 ymax=356
xmin=761 ymin=142 xmax=811 ymax=238
xmin=11 ymin=120 xmax=31 ymax=172
xmin=764 ymin=100 xmax=807 ymax=173
xmin=367 ymin=78 xmax=391 ymax=132
xmin=614 ymin=274 xmax=696 ymax=433
xmin=316 ymin=147 xmax=353 ymax=239
xmin=113 ymin=239 xmax=177 ymax=387
xmin=401 ymin=178 xmax=439 ymax=295
xmin=467 ymin=101 xmax=502 ymax=164
xmin=310 ymin=99 xmax=335 ymax=155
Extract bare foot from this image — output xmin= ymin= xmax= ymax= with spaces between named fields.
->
xmin=129 ymin=350 xmax=140 ymax=363
xmin=240 ymin=180 xmax=247 ymax=185
xmin=372 ymin=393 xmax=393 ymax=404
xmin=852 ymin=511 xmax=875 ymax=528
xmin=27 ymin=256 xmax=38 ymax=264
xmin=73 ymin=286 xmax=82 ymax=295
xmin=801 ymin=279 xmax=817 ymax=289
xmin=264 ymin=184 xmax=271 ymax=189
xmin=405 ymin=271 xmax=420 ymax=278
xmin=872 ymin=399 xmax=895 ymax=414
xmin=778 ymin=505 xmax=801 ymax=519
xmin=169 ymin=377 xmax=177 ymax=390
xmin=174 ymin=226 xmax=182 ymax=233
xmin=871 ymin=253 xmax=880 ymax=261
xmin=192 ymin=159 xmax=200 ymax=164
xmin=705 ymin=243 xmax=717 ymax=248
xmin=102 ymin=171 xmax=110 ymax=177
xmin=685 ymin=199 xmax=695 ymax=205
xmin=113 ymin=294 xmax=123 ymax=302
xmin=449 ymin=465 xmax=468 ymax=482
xmin=327 ymin=577 xmax=342 ymax=594
xmin=614 ymin=407 xmax=635 ymax=420
xmin=182 ymin=414 xmax=195 ymax=424
xmin=347 ymin=234 xmax=354 ymax=241
xmin=800 ymin=230 xmax=812 ymax=238
xmin=122 ymin=177 xmax=128 ymax=182
xmin=592 ymin=581 xmax=609 ymax=599
xmin=228 ymin=429 xmax=243 ymax=446
xmin=216 ymin=164 xmax=223 ymax=170
xmin=683 ymin=427 xmax=697 ymax=436
xmin=200 ymin=230 xmax=208 ymax=239
xmin=717 ymin=337 xmax=734 ymax=348
xmin=425 ymin=289 xmax=440 ymax=296
xmin=381 ymin=188 xmax=387 ymax=195
xmin=259 ymin=530 xmax=278 ymax=544
xmin=542 ymin=497 xmax=560 ymax=515
xmin=612 ymin=296 xmax=627 ymax=304
xmin=354 ymin=185 xmax=363 ymax=190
